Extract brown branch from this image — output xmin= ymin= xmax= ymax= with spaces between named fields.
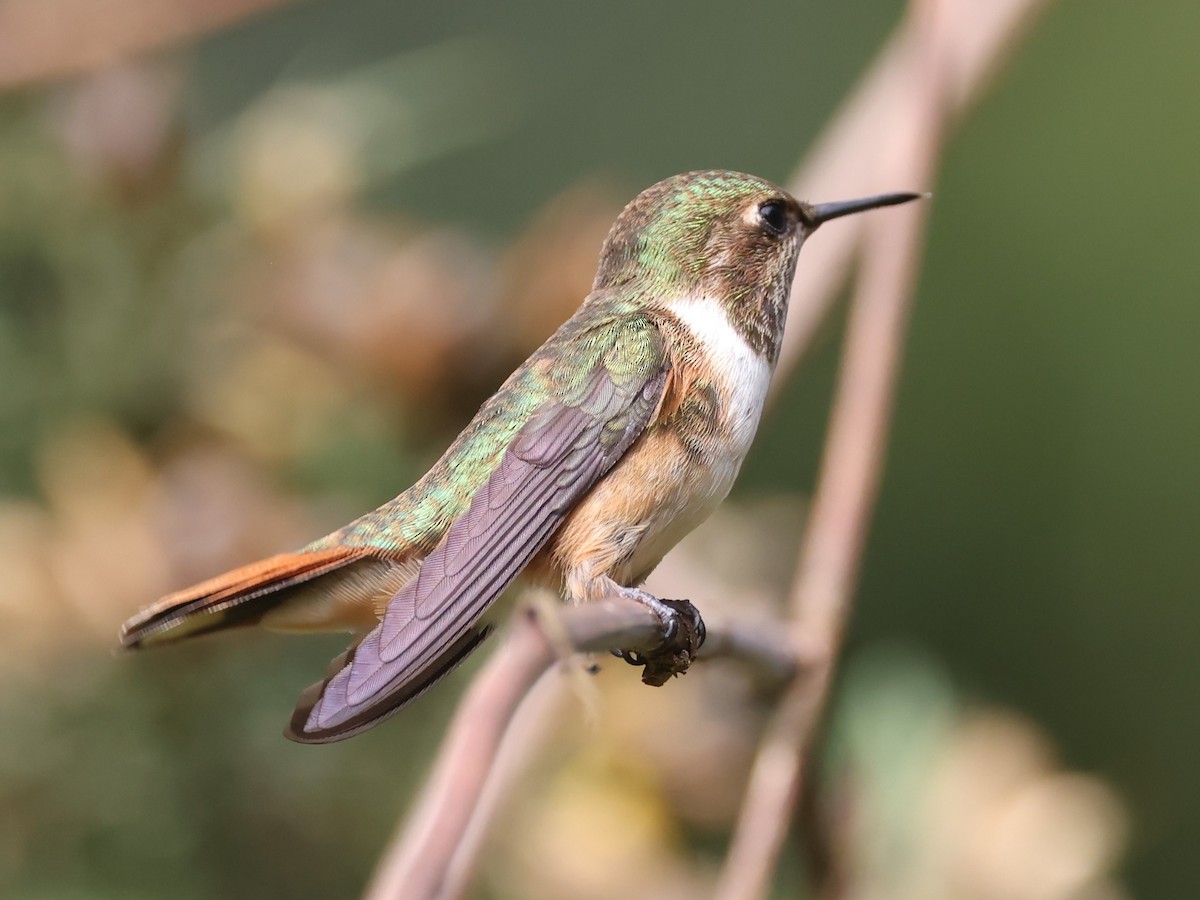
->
xmin=0 ymin=0 xmax=299 ymax=89
xmin=362 ymin=598 xmax=799 ymax=900
xmin=715 ymin=0 xmax=1052 ymax=897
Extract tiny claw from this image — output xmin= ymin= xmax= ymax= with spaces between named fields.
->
xmin=658 ymin=610 xmax=680 ymax=646
xmin=612 ymin=648 xmax=646 ymax=667
xmin=665 ymin=598 xmax=706 ymax=650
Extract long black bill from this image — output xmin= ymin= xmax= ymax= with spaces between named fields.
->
xmin=808 ymin=192 xmax=926 ymax=227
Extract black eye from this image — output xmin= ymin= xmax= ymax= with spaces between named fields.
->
xmin=758 ymin=199 xmax=788 ymax=235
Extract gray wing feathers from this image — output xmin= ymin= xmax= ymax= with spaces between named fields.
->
xmin=288 ymin=365 xmax=666 ymax=742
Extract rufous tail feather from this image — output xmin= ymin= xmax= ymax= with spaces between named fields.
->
xmin=120 ymin=548 xmax=374 ymax=649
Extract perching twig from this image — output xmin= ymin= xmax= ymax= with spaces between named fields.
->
xmin=363 ymin=598 xmax=799 ymax=900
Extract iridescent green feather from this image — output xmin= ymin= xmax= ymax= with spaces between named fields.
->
xmin=305 ymin=299 xmax=665 ymax=557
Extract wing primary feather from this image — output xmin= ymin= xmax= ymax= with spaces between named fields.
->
xmin=285 ymin=625 xmax=494 ymax=744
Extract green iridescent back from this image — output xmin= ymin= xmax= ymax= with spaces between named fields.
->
xmin=305 ymin=295 xmax=665 ymax=558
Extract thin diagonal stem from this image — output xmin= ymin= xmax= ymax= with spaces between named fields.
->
xmin=714 ymin=1 xmax=948 ymax=897
xmin=363 ymin=600 xmax=798 ymax=900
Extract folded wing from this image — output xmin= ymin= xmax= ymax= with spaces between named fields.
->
xmin=288 ymin=317 xmax=669 ymax=742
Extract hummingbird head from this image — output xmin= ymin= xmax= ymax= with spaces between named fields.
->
xmin=593 ymin=170 xmax=922 ymax=360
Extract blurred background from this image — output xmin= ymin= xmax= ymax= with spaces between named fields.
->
xmin=0 ymin=0 xmax=1196 ymax=897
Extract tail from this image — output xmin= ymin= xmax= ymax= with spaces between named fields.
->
xmin=120 ymin=547 xmax=408 ymax=649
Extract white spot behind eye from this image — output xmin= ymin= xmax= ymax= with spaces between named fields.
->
xmin=741 ymin=202 xmax=768 ymax=227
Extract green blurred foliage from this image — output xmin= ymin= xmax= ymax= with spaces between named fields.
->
xmin=0 ymin=0 xmax=1196 ymax=897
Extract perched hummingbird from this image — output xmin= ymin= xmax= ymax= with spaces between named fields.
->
xmin=121 ymin=171 xmax=920 ymax=743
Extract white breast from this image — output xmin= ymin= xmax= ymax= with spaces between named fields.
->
xmin=571 ymin=297 xmax=775 ymax=586
xmin=608 ymin=297 xmax=773 ymax=582
xmin=666 ymin=296 xmax=772 ymax=456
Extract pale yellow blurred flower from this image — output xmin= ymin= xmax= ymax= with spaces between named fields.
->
xmin=35 ymin=419 xmax=171 ymax=644
xmin=234 ymin=87 xmax=362 ymax=234
xmin=188 ymin=333 xmax=351 ymax=464
xmin=496 ymin=745 xmax=710 ymax=900
xmin=836 ymin=649 xmax=1129 ymax=900
xmin=0 ymin=417 xmax=322 ymax=668
xmin=0 ymin=503 xmax=63 ymax=671
xmin=923 ymin=713 xmax=1129 ymax=900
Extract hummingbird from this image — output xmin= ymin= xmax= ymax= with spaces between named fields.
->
xmin=120 ymin=170 xmax=921 ymax=743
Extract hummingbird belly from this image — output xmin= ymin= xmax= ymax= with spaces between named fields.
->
xmin=536 ymin=295 xmax=772 ymax=596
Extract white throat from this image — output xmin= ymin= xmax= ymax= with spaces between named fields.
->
xmin=666 ymin=296 xmax=772 ymax=454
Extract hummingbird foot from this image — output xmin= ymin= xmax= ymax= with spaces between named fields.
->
xmin=612 ymin=590 xmax=706 ymax=686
